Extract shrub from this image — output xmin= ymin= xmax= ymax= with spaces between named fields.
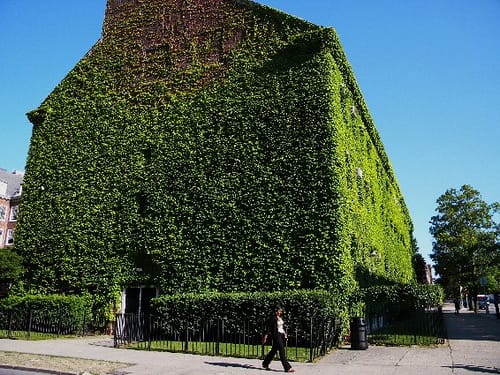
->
xmin=363 ymin=283 xmax=443 ymax=318
xmin=151 ymin=289 xmax=349 ymax=340
xmin=0 ymin=294 xmax=92 ymax=334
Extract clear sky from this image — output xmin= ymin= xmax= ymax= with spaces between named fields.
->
xmin=1 ymin=1 xmax=499 ymax=265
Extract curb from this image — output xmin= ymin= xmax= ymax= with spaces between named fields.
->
xmin=0 ymin=364 xmax=77 ymax=375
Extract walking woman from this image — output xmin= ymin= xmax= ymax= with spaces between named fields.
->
xmin=262 ymin=306 xmax=295 ymax=373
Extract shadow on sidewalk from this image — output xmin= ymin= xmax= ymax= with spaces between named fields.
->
xmin=444 ymin=309 xmax=500 ymax=342
xmin=442 ymin=364 xmax=500 ymax=374
xmin=205 ymin=361 xmax=280 ymax=372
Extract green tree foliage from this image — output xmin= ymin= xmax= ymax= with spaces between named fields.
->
xmin=412 ymin=253 xmax=429 ymax=285
xmin=15 ymin=0 xmax=415 ymax=305
xmin=430 ymin=185 xmax=499 ymax=297
xmin=0 ymin=249 xmax=24 ymax=283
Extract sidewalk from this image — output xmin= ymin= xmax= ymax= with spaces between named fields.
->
xmin=0 ymin=303 xmax=498 ymax=375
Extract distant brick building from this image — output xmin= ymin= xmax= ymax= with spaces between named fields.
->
xmin=0 ymin=169 xmax=23 ymax=248
xmin=425 ymin=263 xmax=434 ymax=285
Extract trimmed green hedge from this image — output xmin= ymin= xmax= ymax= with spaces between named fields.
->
xmin=0 ymin=294 xmax=92 ymax=333
xmin=16 ymin=0 xmax=415 ymax=307
xmin=363 ymin=284 xmax=444 ymax=317
xmin=150 ymin=285 xmax=442 ymax=344
xmin=151 ymin=289 xmax=349 ymax=341
xmin=152 ymin=289 xmax=346 ymax=323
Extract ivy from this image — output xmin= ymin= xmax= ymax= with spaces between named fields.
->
xmin=16 ymin=0 xmax=415 ymax=309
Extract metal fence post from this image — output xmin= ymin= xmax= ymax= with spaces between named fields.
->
xmin=81 ymin=308 xmax=87 ymax=337
xmin=113 ymin=313 xmax=119 ymax=348
xmin=216 ymin=318 xmax=220 ymax=355
xmin=57 ymin=308 xmax=62 ymax=337
xmin=295 ymin=323 xmax=298 ymax=360
xmin=7 ymin=310 xmax=12 ymax=338
xmin=27 ymin=309 xmax=33 ymax=338
xmin=309 ymin=316 xmax=313 ymax=362
xmin=147 ymin=315 xmax=152 ymax=351
xmin=184 ymin=321 xmax=189 ymax=352
xmin=260 ymin=319 xmax=265 ymax=360
xmin=322 ymin=318 xmax=327 ymax=355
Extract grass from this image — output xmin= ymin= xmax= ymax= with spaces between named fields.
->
xmin=368 ymin=313 xmax=445 ymax=346
xmin=0 ymin=330 xmax=78 ymax=340
xmin=125 ymin=340 xmax=313 ymax=362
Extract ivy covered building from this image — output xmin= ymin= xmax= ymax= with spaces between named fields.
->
xmin=17 ymin=0 xmax=415 ymax=306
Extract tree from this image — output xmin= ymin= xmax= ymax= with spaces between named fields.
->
xmin=410 ymin=236 xmax=430 ymax=284
xmin=412 ymin=252 xmax=429 ymax=284
xmin=429 ymin=185 xmax=499 ymax=305
xmin=0 ymin=249 xmax=24 ymax=296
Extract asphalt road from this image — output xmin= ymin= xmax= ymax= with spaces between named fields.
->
xmin=0 ymin=369 xmax=48 ymax=375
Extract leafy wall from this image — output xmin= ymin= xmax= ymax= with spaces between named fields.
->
xmin=16 ymin=0 xmax=414 ymax=305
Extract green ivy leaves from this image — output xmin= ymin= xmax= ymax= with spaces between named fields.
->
xmin=16 ymin=1 xmax=414 ymax=315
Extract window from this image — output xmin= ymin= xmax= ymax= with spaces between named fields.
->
xmin=9 ymin=205 xmax=19 ymax=221
xmin=6 ymin=229 xmax=14 ymax=246
xmin=0 ymin=228 xmax=3 ymax=244
xmin=0 ymin=182 xmax=7 ymax=196
xmin=0 ymin=205 xmax=6 ymax=221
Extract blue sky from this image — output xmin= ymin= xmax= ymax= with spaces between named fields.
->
xmin=1 ymin=1 xmax=499 ymax=265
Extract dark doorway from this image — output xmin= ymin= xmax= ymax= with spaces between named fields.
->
xmin=141 ymin=287 xmax=157 ymax=315
xmin=124 ymin=287 xmax=157 ymax=314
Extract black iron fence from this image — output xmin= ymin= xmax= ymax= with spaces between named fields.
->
xmin=0 ymin=305 xmax=446 ymax=353
xmin=366 ymin=306 xmax=446 ymax=345
xmin=114 ymin=313 xmax=341 ymax=362
xmin=0 ymin=309 xmax=91 ymax=339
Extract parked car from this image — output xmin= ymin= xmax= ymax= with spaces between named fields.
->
xmin=477 ymin=295 xmax=489 ymax=310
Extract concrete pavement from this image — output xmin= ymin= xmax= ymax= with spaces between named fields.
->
xmin=0 ymin=302 xmax=499 ymax=374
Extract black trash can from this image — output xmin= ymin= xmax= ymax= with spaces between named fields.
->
xmin=350 ymin=317 xmax=368 ymax=350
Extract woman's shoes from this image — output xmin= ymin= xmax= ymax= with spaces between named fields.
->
xmin=262 ymin=364 xmax=295 ymax=372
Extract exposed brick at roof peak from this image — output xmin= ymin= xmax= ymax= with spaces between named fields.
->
xmin=103 ymin=0 xmax=250 ymax=71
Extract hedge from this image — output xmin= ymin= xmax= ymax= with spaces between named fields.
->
xmin=149 ymin=285 xmax=442 ymax=345
xmin=363 ymin=283 xmax=444 ymax=317
xmin=0 ymin=294 xmax=92 ymax=334
xmin=151 ymin=289 xmax=349 ymax=342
